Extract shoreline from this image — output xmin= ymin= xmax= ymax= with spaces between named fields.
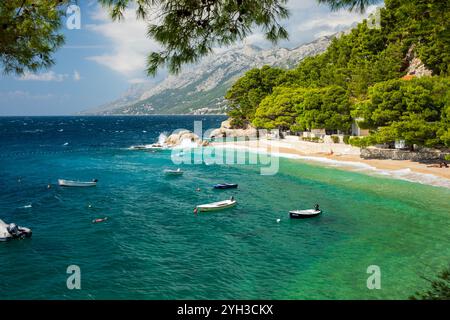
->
xmin=211 ymin=138 xmax=450 ymax=189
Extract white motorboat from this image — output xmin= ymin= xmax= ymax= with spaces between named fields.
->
xmin=196 ymin=199 xmax=237 ymax=212
xmin=164 ymin=168 xmax=184 ymax=176
xmin=130 ymin=143 xmax=167 ymax=150
xmin=147 ymin=143 xmax=166 ymax=150
xmin=289 ymin=209 xmax=322 ymax=219
xmin=58 ymin=179 xmax=98 ymax=187
xmin=130 ymin=145 xmax=149 ymax=150
xmin=0 ymin=219 xmax=32 ymax=241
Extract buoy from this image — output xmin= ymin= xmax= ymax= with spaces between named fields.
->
xmin=276 ymin=219 xmax=281 ymax=223
xmin=92 ymin=217 xmax=107 ymax=223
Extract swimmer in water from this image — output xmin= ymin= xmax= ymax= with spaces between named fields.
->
xmin=92 ymin=217 xmax=108 ymax=224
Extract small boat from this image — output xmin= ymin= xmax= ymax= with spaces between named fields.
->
xmin=0 ymin=219 xmax=32 ymax=241
xmin=130 ymin=145 xmax=148 ymax=150
xmin=196 ymin=198 xmax=237 ymax=212
xmin=289 ymin=208 xmax=322 ymax=219
xmin=130 ymin=143 xmax=166 ymax=150
xmin=58 ymin=179 xmax=98 ymax=187
xmin=213 ymin=183 xmax=238 ymax=189
xmin=164 ymin=168 xmax=184 ymax=176
xmin=147 ymin=143 xmax=166 ymax=150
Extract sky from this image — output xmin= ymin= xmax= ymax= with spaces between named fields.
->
xmin=0 ymin=0 xmax=380 ymax=116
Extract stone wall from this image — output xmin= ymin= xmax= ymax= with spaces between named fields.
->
xmin=361 ymin=147 xmax=447 ymax=161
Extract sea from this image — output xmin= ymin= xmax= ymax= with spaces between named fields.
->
xmin=0 ymin=116 xmax=449 ymax=299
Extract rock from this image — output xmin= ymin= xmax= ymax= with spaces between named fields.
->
xmin=165 ymin=130 xmax=202 ymax=147
xmin=404 ymin=45 xmax=433 ymax=78
xmin=210 ymin=119 xmax=258 ymax=139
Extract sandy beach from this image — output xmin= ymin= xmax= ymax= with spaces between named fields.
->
xmin=211 ymin=137 xmax=450 ymax=188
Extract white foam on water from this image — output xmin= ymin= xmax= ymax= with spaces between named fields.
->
xmin=158 ymin=133 xmax=167 ymax=145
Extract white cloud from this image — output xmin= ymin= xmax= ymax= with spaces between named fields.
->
xmin=17 ymin=71 xmax=69 ymax=82
xmin=73 ymin=70 xmax=81 ymax=81
xmin=295 ymin=5 xmax=378 ymax=34
xmin=0 ymin=90 xmax=60 ymax=100
xmin=86 ymin=6 xmax=160 ymax=77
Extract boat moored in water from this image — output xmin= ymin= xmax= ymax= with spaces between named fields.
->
xmin=213 ymin=183 xmax=238 ymax=190
xmin=164 ymin=168 xmax=184 ymax=176
xmin=289 ymin=209 xmax=322 ymax=219
xmin=58 ymin=179 xmax=98 ymax=187
xmin=289 ymin=204 xmax=322 ymax=219
xmin=130 ymin=143 xmax=167 ymax=150
xmin=0 ymin=219 xmax=32 ymax=241
xmin=196 ymin=198 xmax=237 ymax=212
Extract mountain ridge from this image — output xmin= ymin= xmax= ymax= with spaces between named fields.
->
xmin=82 ymin=35 xmax=336 ymax=115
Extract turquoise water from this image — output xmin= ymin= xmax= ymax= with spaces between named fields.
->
xmin=0 ymin=116 xmax=449 ymax=299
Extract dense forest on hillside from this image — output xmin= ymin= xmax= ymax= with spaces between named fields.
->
xmin=225 ymin=0 xmax=450 ymax=148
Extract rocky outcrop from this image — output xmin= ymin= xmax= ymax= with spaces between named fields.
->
xmin=165 ymin=130 xmax=202 ymax=147
xmin=210 ymin=119 xmax=257 ymax=139
xmin=404 ymin=45 xmax=433 ymax=78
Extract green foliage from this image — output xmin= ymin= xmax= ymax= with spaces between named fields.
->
xmin=355 ymin=77 xmax=450 ymax=146
xmin=293 ymin=86 xmax=352 ymax=132
xmin=331 ymin=135 xmax=340 ymax=143
xmin=252 ymin=85 xmax=352 ymax=132
xmin=0 ymin=0 xmax=67 ymax=75
xmin=226 ymin=66 xmax=286 ymax=128
xmin=348 ymin=136 xmax=374 ymax=147
xmin=343 ymin=135 xmax=351 ymax=145
xmin=383 ymin=0 xmax=450 ymax=75
xmin=302 ymin=136 xmax=323 ymax=143
xmin=317 ymin=0 xmax=382 ymax=13
xmin=252 ymin=86 xmax=303 ymax=130
xmin=410 ymin=264 xmax=450 ymax=300
xmin=439 ymin=104 xmax=450 ymax=147
xmin=445 ymin=155 xmax=450 ymax=162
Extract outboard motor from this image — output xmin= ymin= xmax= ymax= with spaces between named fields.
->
xmin=7 ymin=223 xmax=20 ymax=237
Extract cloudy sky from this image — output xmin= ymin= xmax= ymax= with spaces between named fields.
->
xmin=0 ymin=0 xmax=380 ymax=115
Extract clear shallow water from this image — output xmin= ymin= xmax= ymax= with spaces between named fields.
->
xmin=0 ymin=116 xmax=449 ymax=300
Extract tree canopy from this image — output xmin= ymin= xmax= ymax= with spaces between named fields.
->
xmin=0 ymin=0 xmax=67 ymax=75
xmin=354 ymin=77 xmax=450 ymax=147
xmin=225 ymin=65 xmax=286 ymax=128
xmin=1 ymin=0 xmax=382 ymax=75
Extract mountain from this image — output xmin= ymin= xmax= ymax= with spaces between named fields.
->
xmin=82 ymin=35 xmax=335 ymax=115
